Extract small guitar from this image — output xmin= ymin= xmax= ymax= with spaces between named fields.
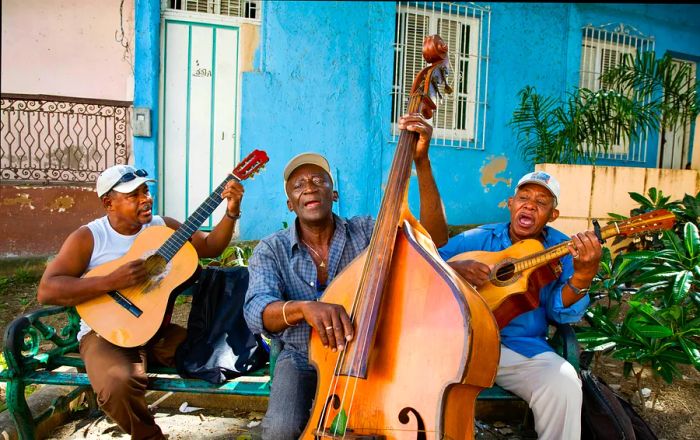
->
xmin=77 ymin=150 xmax=269 ymax=347
xmin=448 ymin=209 xmax=676 ymax=328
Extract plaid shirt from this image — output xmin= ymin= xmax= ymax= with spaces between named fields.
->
xmin=244 ymin=214 xmax=374 ymax=364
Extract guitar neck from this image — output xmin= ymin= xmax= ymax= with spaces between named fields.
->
xmin=157 ymin=174 xmax=239 ymax=262
xmin=514 ymin=223 xmax=620 ymax=273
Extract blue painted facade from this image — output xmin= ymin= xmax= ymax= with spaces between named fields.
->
xmin=134 ymin=2 xmax=700 ymax=240
xmin=133 ymin=0 xmax=162 ymax=207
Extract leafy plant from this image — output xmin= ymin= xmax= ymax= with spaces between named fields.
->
xmin=511 ymin=86 xmax=651 ymax=164
xmin=601 ymin=51 xmax=699 ymax=164
xmin=577 ymin=222 xmax=700 ymax=408
xmin=609 ymin=188 xmax=700 ymax=251
xmin=511 ymin=51 xmax=698 ymax=166
xmin=589 ymin=247 xmax=648 ymax=304
xmin=200 ymin=243 xmax=256 ymax=267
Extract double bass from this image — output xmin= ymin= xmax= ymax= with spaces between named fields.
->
xmin=301 ymin=35 xmax=500 ymax=440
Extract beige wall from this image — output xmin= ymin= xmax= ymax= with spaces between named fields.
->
xmin=1 ymin=0 xmax=135 ymax=101
xmin=536 ymin=163 xmax=700 ymax=237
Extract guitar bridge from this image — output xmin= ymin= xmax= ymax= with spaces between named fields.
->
xmin=108 ymin=291 xmax=143 ymax=317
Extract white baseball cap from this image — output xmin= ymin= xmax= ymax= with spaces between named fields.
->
xmin=283 ymin=152 xmax=334 ymax=188
xmin=515 ymin=171 xmax=560 ymax=205
xmin=96 ymin=165 xmax=155 ymax=197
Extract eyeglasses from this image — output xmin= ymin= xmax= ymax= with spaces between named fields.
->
xmin=106 ymin=169 xmax=148 ymax=193
xmin=290 ymin=175 xmax=331 ymax=192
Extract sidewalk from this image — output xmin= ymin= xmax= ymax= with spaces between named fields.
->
xmin=43 ymin=406 xmax=535 ymax=440
xmin=44 ymin=406 xmax=264 ymax=440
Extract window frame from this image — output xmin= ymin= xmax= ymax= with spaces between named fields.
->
xmin=391 ymin=2 xmax=489 ymax=149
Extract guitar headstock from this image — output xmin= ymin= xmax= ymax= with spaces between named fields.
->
xmin=408 ymin=35 xmax=453 ymax=119
xmin=614 ymin=209 xmax=676 ymax=237
xmin=232 ymin=149 xmax=269 ymax=181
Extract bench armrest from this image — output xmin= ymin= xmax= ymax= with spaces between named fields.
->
xmin=2 ymin=306 xmax=81 ymax=379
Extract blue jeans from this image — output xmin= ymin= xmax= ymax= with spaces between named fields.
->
xmin=262 ymin=352 xmax=317 ymax=440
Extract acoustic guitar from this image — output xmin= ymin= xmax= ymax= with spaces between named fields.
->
xmin=448 ymin=209 xmax=676 ymax=328
xmin=77 ymin=150 xmax=269 ymax=347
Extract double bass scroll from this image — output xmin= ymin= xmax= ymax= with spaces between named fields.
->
xmin=301 ymin=35 xmax=500 ymax=440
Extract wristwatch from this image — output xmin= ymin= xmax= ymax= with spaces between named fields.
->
xmin=566 ymin=278 xmax=590 ymax=296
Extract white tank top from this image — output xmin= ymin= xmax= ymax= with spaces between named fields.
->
xmin=77 ymin=215 xmax=166 ymax=341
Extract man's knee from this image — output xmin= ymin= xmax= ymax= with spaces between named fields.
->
xmin=96 ymin=366 xmax=147 ymax=404
xmin=543 ymin=362 xmax=581 ymax=402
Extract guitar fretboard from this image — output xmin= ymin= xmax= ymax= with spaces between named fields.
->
xmin=511 ymin=223 xmax=620 ymax=274
xmin=157 ymin=174 xmax=238 ymax=262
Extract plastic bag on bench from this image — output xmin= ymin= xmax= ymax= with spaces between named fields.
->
xmin=175 ymin=266 xmax=268 ymax=384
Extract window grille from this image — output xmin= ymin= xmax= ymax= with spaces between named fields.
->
xmin=392 ymin=2 xmax=491 ymax=149
xmin=579 ymin=23 xmax=655 ymax=162
xmin=166 ymin=0 xmax=260 ymax=21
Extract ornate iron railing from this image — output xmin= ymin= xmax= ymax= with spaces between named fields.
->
xmin=0 ymin=94 xmax=131 ymax=185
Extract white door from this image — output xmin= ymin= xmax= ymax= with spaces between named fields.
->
xmin=159 ymin=19 xmax=240 ymax=229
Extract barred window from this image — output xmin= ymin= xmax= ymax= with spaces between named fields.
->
xmin=166 ymin=0 xmax=260 ymax=20
xmin=579 ymin=24 xmax=655 ymax=161
xmin=392 ymin=2 xmax=491 ymax=149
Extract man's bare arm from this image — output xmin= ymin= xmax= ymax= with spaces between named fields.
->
xmin=37 ymin=227 xmax=148 ymax=306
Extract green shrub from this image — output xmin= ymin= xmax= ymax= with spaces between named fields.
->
xmin=576 ymin=190 xmax=700 ymax=408
xmin=200 ymin=242 xmax=258 ymax=268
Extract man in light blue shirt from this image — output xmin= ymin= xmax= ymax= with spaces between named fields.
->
xmin=439 ymin=171 xmax=602 ymax=440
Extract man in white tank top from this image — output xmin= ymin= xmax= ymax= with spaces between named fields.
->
xmin=37 ymin=164 xmax=244 ymax=440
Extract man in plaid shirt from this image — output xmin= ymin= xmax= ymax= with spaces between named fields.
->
xmin=244 ymin=113 xmax=448 ymax=440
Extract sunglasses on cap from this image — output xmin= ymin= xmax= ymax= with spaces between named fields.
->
xmin=106 ymin=169 xmax=148 ymax=193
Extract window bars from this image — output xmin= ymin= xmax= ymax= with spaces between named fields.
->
xmin=579 ymin=23 xmax=655 ymax=162
xmin=0 ymin=95 xmax=131 ymax=185
xmin=165 ymin=0 xmax=261 ymax=21
xmin=392 ymin=2 xmax=491 ymax=150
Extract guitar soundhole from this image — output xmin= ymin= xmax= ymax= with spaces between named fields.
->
xmin=495 ymin=262 xmax=516 ymax=282
xmin=140 ymin=254 xmax=169 ymax=294
xmin=145 ymin=254 xmax=167 ymax=276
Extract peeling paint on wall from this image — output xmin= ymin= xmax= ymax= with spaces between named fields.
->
xmin=47 ymin=195 xmax=76 ymax=213
xmin=240 ymin=24 xmax=260 ymax=72
xmin=480 ymin=156 xmax=511 ymax=192
xmin=2 ymin=193 xmax=35 ymax=209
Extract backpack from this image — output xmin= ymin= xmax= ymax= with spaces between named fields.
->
xmin=580 ymin=352 xmax=657 ymax=440
xmin=175 ymin=266 xmax=269 ymax=384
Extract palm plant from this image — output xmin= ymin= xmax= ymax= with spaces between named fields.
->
xmin=601 ymin=52 xmax=698 ymax=164
xmin=511 ymin=51 xmax=698 ymax=166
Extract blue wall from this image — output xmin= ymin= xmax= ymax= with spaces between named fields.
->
xmin=240 ymin=1 xmax=395 ymax=239
xmin=133 ymin=0 xmax=161 ymax=207
xmin=231 ymin=2 xmax=700 ymax=239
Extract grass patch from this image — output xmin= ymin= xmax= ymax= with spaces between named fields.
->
xmin=0 ymin=258 xmax=45 ymax=295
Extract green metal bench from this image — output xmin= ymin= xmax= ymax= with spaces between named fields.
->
xmin=1 ymin=303 xmax=579 ymax=439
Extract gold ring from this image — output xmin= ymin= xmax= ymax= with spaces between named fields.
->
xmin=325 ymin=326 xmax=333 ymax=330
